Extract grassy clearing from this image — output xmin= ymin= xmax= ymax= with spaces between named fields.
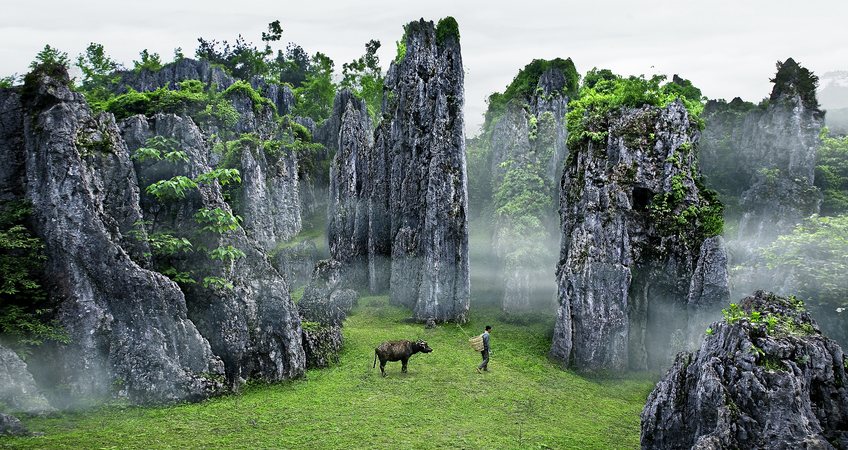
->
xmin=2 ymin=296 xmax=656 ymax=449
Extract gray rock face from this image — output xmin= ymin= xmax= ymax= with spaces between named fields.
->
xmin=381 ymin=19 xmax=470 ymax=322
xmin=234 ymin=133 xmax=302 ymax=251
xmin=487 ymin=67 xmax=570 ymax=313
xmin=0 ymin=413 xmax=29 ymax=437
xmin=301 ymin=325 xmax=343 ymax=369
xmin=322 ymin=19 xmax=470 ymax=322
xmin=686 ymin=236 xmax=731 ymax=346
xmin=6 ymin=70 xmax=226 ymax=404
xmin=298 ymin=259 xmax=357 ymax=327
xmin=0 ymin=345 xmax=53 ymax=414
xmin=298 ymin=259 xmax=357 ymax=369
xmin=367 ymin=123 xmax=392 ymax=294
xmin=272 ymin=240 xmax=319 ymax=289
xmin=121 ymin=113 xmax=306 ymax=385
xmin=553 ymin=101 xmax=728 ymax=371
xmin=328 ymin=90 xmax=372 ymax=288
xmin=700 ymin=65 xmax=825 ymax=248
xmin=641 ymin=291 xmax=848 ymax=450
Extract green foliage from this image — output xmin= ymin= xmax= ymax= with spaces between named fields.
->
xmin=647 ymin=182 xmax=724 ymax=245
xmin=132 ymin=136 xmax=188 ymax=163
xmin=293 ymin=52 xmax=336 ymax=123
xmin=29 ymin=45 xmax=69 ymax=71
xmin=0 ymin=306 xmax=69 ymax=354
xmin=0 ymin=201 xmax=67 ymax=353
xmin=763 ymin=215 xmax=848 ymax=314
xmin=582 ymin=68 xmax=617 ymax=89
xmin=770 ymin=58 xmax=819 ymax=109
xmin=486 ymin=58 xmax=579 ymax=131
xmin=222 ymin=80 xmax=276 ymax=113
xmin=4 ymin=297 xmax=654 ymax=448
xmin=758 ymin=167 xmax=781 ymax=184
xmin=435 ymin=16 xmax=460 ymax=45
xmin=815 ymin=129 xmax=848 ymax=215
xmin=395 ymin=39 xmax=407 ymax=63
xmin=160 ymin=267 xmax=196 ymax=285
xmin=201 ymin=276 xmax=234 ymax=290
xmin=133 ymin=49 xmax=162 ymax=73
xmin=145 ymin=176 xmax=198 ymax=201
xmin=0 ymin=74 xmax=18 ymax=88
xmin=278 ymin=43 xmax=310 ymax=87
xmin=566 ymin=72 xmax=704 ymax=150
xmin=341 ymin=40 xmax=384 ymax=124
xmin=147 ymin=233 xmax=193 ymax=256
xmin=721 ymin=303 xmax=745 ymax=324
xmin=721 ymin=299 xmax=815 ymax=338
xmin=107 ymin=80 xmax=210 ymax=120
xmin=195 ymin=168 xmax=242 ymax=187
xmin=207 ymin=245 xmax=246 ymax=262
xmin=494 ymin=160 xmax=551 ymax=235
xmin=193 ymin=207 xmax=242 ymax=233
xmin=196 ymin=20 xmax=291 ymax=82
xmin=75 ymin=42 xmax=122 ymax=110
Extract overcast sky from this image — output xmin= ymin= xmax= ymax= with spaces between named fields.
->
xmin=2 ymin=0 xmax=846 ymax=135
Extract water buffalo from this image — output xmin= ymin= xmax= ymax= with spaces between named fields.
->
xmin=372 ymin=340 xmax=433 ymax=376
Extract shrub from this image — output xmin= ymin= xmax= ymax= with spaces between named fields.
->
xmin=435 ymin=16 xmax=460 ymax=45
xmin=0 ymin=200 xmax=68 ymax=353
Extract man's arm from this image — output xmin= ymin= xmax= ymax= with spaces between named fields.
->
xmin=483 ymin=333 xmax=490 ymax=351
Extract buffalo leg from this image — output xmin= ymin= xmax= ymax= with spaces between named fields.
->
xmin=401 ymin=358 xmax=408 ymax=373
xmin=380 ymin=359 xmax=387 ymax=377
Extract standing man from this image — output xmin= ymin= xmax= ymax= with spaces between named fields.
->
xmin=476 ymin=325 xmax=492 ymax=373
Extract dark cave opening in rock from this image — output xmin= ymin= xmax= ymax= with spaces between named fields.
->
xmin=632 ymin=186 xmax=654 ymax=211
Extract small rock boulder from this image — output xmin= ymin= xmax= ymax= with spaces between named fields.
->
xmin=0 ymin=413 xmax=29 ymax=437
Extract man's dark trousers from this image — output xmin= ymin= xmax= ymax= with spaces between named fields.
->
xmin=478 ymin=350 xmax=489 ymax=370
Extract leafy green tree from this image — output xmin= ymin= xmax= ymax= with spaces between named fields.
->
xmin=293 ymin=52 xmax=336 ymax=123
xmin=815 ymin=129 xmax=848 ymax=215
xmin=770 ymin=58 xmax=819 ymax=109
xmin=278 ymin=43 xmax=310 ymax=87
xmin=0 ymin=201 xmax=68 ymax=353
xmin=763 ymin=215 xmax=848 ymax=337
xmin=341 ymin=40 xmax=384 ymax=123
xmin=195 ymin=20 xmax=284 ymax=80
xmin=133 ymin=49 xmax=163 ymax=72
xmin=29 ymin=45 xmax=69 ymax=71
xmin=0 ymin=74 xmax=18 ymax=88
xmin=76 ymin=42 xmax=122 ymax=110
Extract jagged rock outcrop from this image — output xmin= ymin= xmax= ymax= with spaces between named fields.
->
xmin=327 ymin=90 xmax=372 ymax=288
xmin=0 ymin=344 xmax=53 ymax=414
xmin=686 ymin=236 xmax=731 ymax=347
xmin=486 ymin=62 xmax=572 ymax=312
xmin=700 ymin=58 xmax=824 ymax=247
xmin=298 ymin=259 xmax=358 ymax=368
xmin=1 ymin=69 xmax=226 ymax=404
xmin=641 ymin=291 xmax=848 ymax=449
xmin=380 ymin=18 xmax=470 ymax=322
xmin=121 ymin=113 xmax=306 ymax=385
xmin=322 ymin=19 xmax=470 ymax=322
xmin=552 ymin=101 xmax=729 ymax=371
xmin=116 ymin=58 xmax=295 ymax=117
xmin=230 ymin=132 xmax=302 ymax=251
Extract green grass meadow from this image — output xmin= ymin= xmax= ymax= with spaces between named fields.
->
xmin=2 ymin=296 xmax=656 ymax=449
